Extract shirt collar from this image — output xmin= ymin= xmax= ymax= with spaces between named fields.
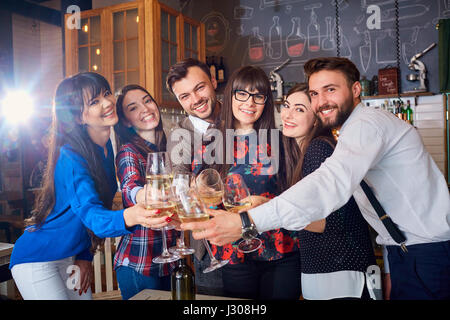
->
xmin=339 ymin=102 xmax=364 ymax=133
xmin=188 ymin=115 xmax=212 ymax=135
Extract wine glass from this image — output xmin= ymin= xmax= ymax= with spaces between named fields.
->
xmin=145 ymin=152 xmax=180 ymax=264
xmin=195 ymin=168 xmax=224 ymax=208
xmin=223 ymin=173 xmax=262 ymax=253
xmin=177 ymin=187 xmax=229 ymax=273
xmin=169 ymin=173 xmax=196 ymax=256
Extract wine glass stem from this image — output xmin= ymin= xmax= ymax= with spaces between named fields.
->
xmin=178 ymin=230 xmax=185 ymax=247
xmin=161 ymin=227 xmax=169 ymax=256
xmin=202 ymin=238 xmax=218 ymax=263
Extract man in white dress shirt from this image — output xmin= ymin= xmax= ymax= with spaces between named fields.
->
xmin=182 ymin=57 xmax=450 ymax=300
xmin=166 ymin=58 xmax=224 ymax=296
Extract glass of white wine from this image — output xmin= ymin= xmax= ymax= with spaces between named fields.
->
xmin=146 ymin=152 xmax=180 ymax=264
xmin=176 ymin=189 xmax=229 ymax=273
xmin=169 ymin=173 xmax=196 ymax=256
xmin=223 ymin=173 xmax=261 ymax=253
xmin=195 ymin=168 xmax=224 ymax=207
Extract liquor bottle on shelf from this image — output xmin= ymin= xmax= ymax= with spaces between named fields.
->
xmin=405 ymin=100 xmax=414 ymax=125
xmin=209 ymin=56 xmax=217 ymax=81
xmin=394 ymin=100 xmax=403 ymax=120
xmin=286 ymin=17 xmax=306 ymax=57
xmin=371 ymin=75 xmax=378 ymax=95
xmin=360 ymin=76 xmax=370 ymax=97
xmin=217 ymin=56 xmax=225 ymax=82
xmin=171 ymin=257 xmax=195 ymax=300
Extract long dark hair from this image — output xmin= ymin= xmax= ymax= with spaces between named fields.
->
xmin=26 ymin=72 xmax=114 ymax=253
xmin=218 ymin=65 xmax=285 ymax=189
xmin=280 ymin=83 xmax=335 ymax=191
xmin=114 ymin=84 xmax=167 ymax=156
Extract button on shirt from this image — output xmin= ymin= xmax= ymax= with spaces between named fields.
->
xmin=250 ymin=103 xmax=450 ymax=247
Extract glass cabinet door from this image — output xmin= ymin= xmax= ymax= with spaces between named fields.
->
xmin=160 ymin=5 xmax=179 ymax=103
xmin=182 ymin=17 xmax=201 ymax=60
xmin=78 ymin=15 xmax=102 ymax=73
xmin=112 ymin=7 xmax=142 ymax=92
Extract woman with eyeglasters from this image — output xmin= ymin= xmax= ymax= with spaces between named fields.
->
xmin=113 ymin=84 xmax=178 ymax=300
xmin=211 ymin=65 xmax=301 ymax=300
xmin=9 ymin=73 xmax=169 ymax=300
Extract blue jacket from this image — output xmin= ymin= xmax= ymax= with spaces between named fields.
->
xmin=10 ymin=141 xmax=131 ymax=269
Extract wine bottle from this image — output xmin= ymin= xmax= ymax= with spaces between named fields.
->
xmin=405 ymin=100 xmax=413 ymax=125
xmin=171 ymin=257 xmax=195 ymax=300
xmin=217 ymin=57 xmax=225 ymax=82
xmin=209 ymin=56 xmax=217 ymax=81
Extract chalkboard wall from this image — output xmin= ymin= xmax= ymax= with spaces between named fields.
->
xmin=182 ymin=0 xmax=448 ymax=95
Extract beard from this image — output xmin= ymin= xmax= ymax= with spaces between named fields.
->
xmin=317 ymin=97 xmax=354 ymax=129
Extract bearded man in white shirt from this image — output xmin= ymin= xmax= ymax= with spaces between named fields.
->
xmin=182 ymin=57 xmax=450 ymax=300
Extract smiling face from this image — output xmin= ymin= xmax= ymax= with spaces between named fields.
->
xmin=171 ymin=66 xmax=217 ymax=121
xmin=308 ymin=69 xmax=361 ymax=129
xmin=81 ymin=88 xmax=118 ymax=130
xmin=121 ymin=89 xmax=160 ymax=133
xmin=231 ymin=87 xmax=266 ymax=131
xmin=280 ymin=91 xmax=316 ymax=139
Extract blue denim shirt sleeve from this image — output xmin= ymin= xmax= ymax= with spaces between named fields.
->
xmin=75 ymin=247 xmax=94 ymax=261
xmin=60 ymin=147 xmax=132 ymax=238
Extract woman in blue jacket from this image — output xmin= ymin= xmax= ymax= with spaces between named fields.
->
xmin=9 ymin=72 xmax=169 ymax=300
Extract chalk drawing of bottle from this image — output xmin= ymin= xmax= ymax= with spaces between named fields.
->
xmin=286 ymin=17 xmax=306 ymax=58
xmin=248 ymin=26 xmax=265 ymax=62
xmin=305 ymin=3 xmax=321 ymax=52
xmin=267 ymin=16 xmax=282 ymax=59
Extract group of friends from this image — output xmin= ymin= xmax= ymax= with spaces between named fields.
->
xmin=8 ymin=56 xmax=450 ymax=301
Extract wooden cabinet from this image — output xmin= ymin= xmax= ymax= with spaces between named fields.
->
xmin=64 ymin=0 xmax=205 ymax=107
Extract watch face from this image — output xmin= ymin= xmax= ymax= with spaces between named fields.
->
xmin=242 ymin=227 xmax=258 ymax=240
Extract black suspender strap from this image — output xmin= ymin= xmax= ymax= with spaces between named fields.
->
xmin=360 ymin=180 xmax=408 ymax=252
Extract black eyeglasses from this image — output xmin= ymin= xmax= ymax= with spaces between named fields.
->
xmin=233 ymin=89 xmax=267 ymax=105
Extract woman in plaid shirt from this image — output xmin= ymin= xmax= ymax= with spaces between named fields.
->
xmin=113 ymin=84 xmax=178 ymax=300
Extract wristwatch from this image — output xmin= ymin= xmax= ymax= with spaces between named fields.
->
xmin=239 ymin=211 xmax=258 ymax=240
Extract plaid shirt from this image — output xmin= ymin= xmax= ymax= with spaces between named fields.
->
xmin=114 ymin=141 xmax=178 ymax=277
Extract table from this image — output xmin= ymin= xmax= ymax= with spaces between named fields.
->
xmin=130 ymin=289 xmax=246 ymax=300
xmin=0 ymin=243 xmax=14 ymax=281
xmin=0 ymin=242 xmax=14 ymax=299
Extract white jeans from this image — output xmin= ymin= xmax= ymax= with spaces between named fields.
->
xmin=11 ymin=256 xmax=92 ymax=300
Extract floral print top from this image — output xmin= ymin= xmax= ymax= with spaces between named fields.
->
xmin=208 ymin=131 xmax=300 ymax=264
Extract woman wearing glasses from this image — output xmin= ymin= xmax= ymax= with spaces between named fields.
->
xmin=113 ymin=85 xmax=179 ymax=300
xmin=212 ymin=66 xmax=301 ymax=300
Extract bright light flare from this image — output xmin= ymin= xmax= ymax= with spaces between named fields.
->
xmin=1 ymin=90 xmax=34 ymax=125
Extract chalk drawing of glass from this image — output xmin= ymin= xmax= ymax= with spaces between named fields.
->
xmin=286 ymin=17 xmax=306 ymax=57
